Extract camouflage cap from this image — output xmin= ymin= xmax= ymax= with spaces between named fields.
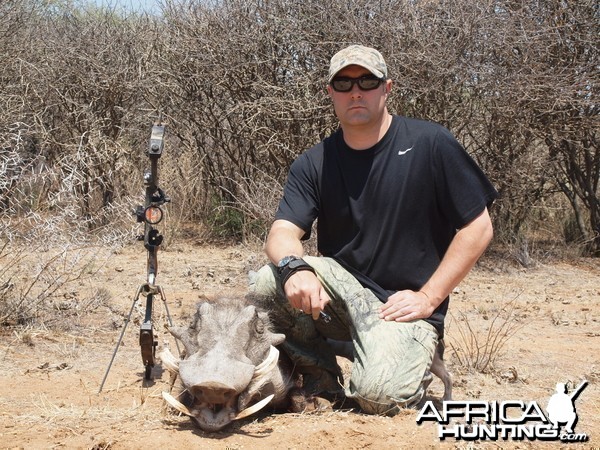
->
xmin=328 ymin=45 xmax=388 ymax=83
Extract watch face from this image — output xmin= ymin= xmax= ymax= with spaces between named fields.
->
xmin=278 ymin=256 xmax=297 ymax=268
xmin=287 ymin=259 xmax=306 ymax=270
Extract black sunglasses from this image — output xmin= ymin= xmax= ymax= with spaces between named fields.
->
xmin=330 ymin=75 xmax=384 ymax=92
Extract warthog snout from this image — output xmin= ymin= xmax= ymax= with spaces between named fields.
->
xmin=191 ymin=383 xmax=237 ymax=404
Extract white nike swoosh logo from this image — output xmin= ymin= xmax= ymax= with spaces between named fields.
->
xmin=398 ymin=146 xmax=414 ymax=155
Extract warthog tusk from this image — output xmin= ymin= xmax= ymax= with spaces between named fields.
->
xmin=234 ymin=394 xmax=274 ymax=420
xmin=242 ymin=346 xmax=280 ymax=402
xmin=253 ymin=346 xmax=279 ymax=378
xmin=162 ymin=391 xmax=192 ymax=416
xmin=159 ymin=348 xmax=180 ymax=373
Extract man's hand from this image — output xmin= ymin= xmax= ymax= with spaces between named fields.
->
xmin=378 ymin=290 xmax=435 ymax=322
xmin=284 ymin=270 xmax=330 ymax=320
xmin=264 ymin=219 xmax=329 ymax=320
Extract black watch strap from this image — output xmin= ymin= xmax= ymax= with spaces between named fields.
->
xmin=278 ymin=257 xmax=315 ymax=287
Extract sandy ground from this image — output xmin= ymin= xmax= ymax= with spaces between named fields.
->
xmin=0 ymin=242 xmax=598 ymax=449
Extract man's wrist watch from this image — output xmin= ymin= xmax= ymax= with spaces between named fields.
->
xmin=277 ymin=255 xmax=300 ymax=273
xmin=276 ymin=255 xmax=315 ymax=287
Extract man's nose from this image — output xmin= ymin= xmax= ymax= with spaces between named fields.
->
xmin=349 ymin=84 xmax=363 ymax=98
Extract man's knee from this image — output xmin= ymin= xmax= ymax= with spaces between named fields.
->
xmin=345 ymin=321 xmax=437 ymax=415
xmin=248 ymin=263 xmax=278 ymax=297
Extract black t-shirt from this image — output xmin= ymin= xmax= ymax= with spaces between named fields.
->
xmin=275 ymin=115 xmax=498 ymax=336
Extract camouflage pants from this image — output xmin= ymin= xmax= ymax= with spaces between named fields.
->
xmin=248 ymin=256 xmax=438 ymax=415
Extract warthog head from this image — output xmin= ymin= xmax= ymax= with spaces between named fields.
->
xmin=160 ymin=297 xmax=292 ymax=431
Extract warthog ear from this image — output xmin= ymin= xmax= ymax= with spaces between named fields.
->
xmin=269 ymin=332 xmax=286 ymax=346
xmin=255 ymin=311 xmax=284 ymax=345
xmin=192 ymin=301 xmax=214 ymax=329
xmin=169 ymin=325 xmax=197 ymax=356
xmin=168 ymin=325 xmax=187 ymax=340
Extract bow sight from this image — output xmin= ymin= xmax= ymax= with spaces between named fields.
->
xmin=99 ymin=122 xmax=179 ymax=392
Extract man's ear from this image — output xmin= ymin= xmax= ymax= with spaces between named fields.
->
xmin=385 ymin=79 xmax=393 ymax=95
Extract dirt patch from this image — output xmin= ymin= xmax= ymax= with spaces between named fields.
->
xmin=1 ymin=243 xmax=598 ymax=449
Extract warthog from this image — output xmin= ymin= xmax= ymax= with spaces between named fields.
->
xmin=160 ymin=297 xmax=452 ymax=431
xmin=160 ymin=297 xmax=299 ymax=431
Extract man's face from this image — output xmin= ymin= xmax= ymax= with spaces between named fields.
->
xmin=327 ymin=65 xmax=391 ymax=128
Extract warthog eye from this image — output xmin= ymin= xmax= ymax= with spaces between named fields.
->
xmin=254 ymin=315 xmax=265 ymax=334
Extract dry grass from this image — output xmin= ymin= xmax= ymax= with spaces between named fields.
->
xmin=446 ymin=293 xmax=525 ymax=374
xmin=0 ymin=211 xmax=125 ymax=328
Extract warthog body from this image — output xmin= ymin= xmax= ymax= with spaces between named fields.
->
xmin=160 ymin=297 xmax=296 ymax=431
